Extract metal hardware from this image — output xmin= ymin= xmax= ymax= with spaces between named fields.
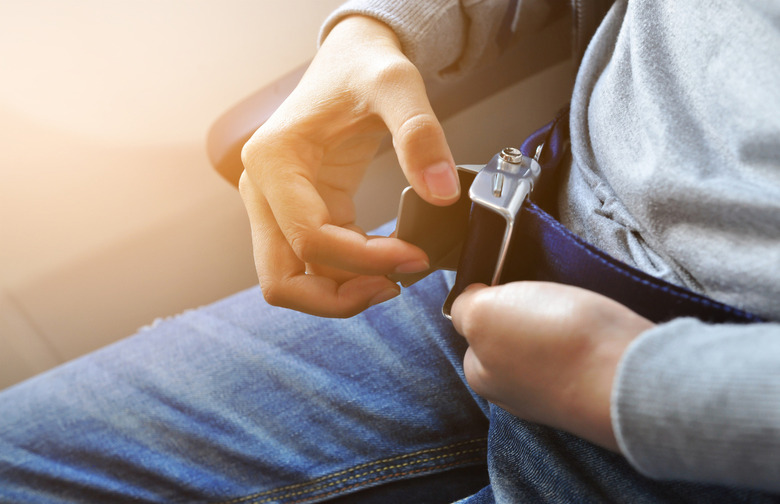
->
xmin=440 ymin=148 xmax=542 ymax=320
xmin=534 ymin=143 xmax=544 ymax=162
xmin=500 ymin=147 xmax=523 ymax=164
xmin=491 ymin=173 xmax=504 ymax=197
xmin=467 ymin=148 xmax=541 ymax=286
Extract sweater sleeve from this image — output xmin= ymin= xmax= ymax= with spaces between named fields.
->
xmin=318 ymin=0 xmax=560 ymax=81
xmin=612 ymin=318 xmax=780 ymax=493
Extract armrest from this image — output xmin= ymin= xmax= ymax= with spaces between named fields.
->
xmin=206 ymin=16 xmax=571 ymax=186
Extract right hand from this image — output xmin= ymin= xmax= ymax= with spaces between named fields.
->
xmin=239 ymin=15 xmax=460 ymax=317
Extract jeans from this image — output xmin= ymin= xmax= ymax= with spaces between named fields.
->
xmin=1 ymin=222 xmax=776 ymax=503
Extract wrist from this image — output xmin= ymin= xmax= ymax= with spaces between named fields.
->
xmin=559 ymin=316 xmax=652 ymax=452
xmin=571 ymin=336 xmax=632 ymax=451
xmin=323 ymin=15 xmax=401 ymax=53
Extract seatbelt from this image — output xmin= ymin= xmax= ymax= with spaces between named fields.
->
xmin=394 ymin=107 xmax=764 ymax=324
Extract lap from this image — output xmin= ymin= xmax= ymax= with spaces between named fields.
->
xmin=0 ymin=269 xmax=490 ymax=503
xmin=2 ymin=247 xmax=776 ymax=503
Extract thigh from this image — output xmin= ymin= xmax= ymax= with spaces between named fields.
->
xmin=0 ymin=270 xmax=489 ymax=503
xmin=486 ymin=407 xmax=780 ymax=503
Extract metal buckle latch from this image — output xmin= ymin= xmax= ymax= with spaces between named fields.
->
xmin=440 ymin=146 xmax=542 ymax=319
xmin=390 ymin=145 xmax=544 ymax=319
xmin=468 ymin=147 xmax=541 ymax=285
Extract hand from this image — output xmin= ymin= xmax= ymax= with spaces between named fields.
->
xmin=450 ymin=282 xmax=654 ymax=451
xmin=239 ymin=15 xmax=460 ymax=317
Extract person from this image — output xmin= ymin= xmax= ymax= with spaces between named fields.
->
xmin=0 ymin=0 xmax=778 ymax=502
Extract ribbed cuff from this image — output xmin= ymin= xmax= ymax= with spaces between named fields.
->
xmin=611 ymin=317 xmax=780 ymax=492
xmin=318 ymin=0 xmax=465 ymax=76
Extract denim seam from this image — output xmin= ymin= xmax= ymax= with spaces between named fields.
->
xmin=282 ymin=458 xmax=485 ymax=504
xmin=258 ymin=449 xmax=485 ymax=503
xmin=216 ymin=437 xmax=488 ymax=504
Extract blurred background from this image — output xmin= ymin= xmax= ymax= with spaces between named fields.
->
xmin=0 ymin=0 xmax=572 ymax=389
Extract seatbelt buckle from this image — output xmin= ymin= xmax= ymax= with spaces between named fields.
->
xmin=391 ymin=146 xmax=543 ymax=318
xmin=441 ymin=144 xmax=544 ymax=320
xmin=468 ymin=147 xmax=541 ymax=285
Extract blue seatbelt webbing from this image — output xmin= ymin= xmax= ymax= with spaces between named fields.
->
xmin=447 ymin=108 xmax=763 ymax=324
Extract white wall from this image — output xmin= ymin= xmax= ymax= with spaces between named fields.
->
xmin=0 ymin=0 xmax=345 ymax=388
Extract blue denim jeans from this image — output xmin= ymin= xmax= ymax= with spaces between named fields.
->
xmin=0 ymin=223 xmax=776 ymax=503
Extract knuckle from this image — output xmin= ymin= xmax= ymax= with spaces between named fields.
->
xmin=287 ymin=227 xmax=319 ymax=263
xmin=374 ymin=57 xmax=420 ymax=89
xmin=240 ymin=136 xmax=260 ymax=169
xmin=240 ymin=127 xmax=285 ymax=174
xmin=393 ymin=112 xmax=441 ymax=149
xmin=258 ymin=278 xmax=287 ymax=308
xmin=334 ymin=306 xmax=361 ymax=320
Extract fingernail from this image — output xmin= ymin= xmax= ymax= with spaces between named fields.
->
xmin=423 ymin=162 xmax=459 ymax=200
xmin=394 ymin=259 xmax=430 ymax=274
xmin=369 ymin=287 xmax=400 ymax=307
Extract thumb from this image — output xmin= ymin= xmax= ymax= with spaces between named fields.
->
xmin=376 ymin=62 xmax=460 ymax=206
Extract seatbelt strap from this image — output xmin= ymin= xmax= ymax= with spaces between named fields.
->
xmin=442 ymin=107 xmax=763 ymax=323
xmin=440 ymin=107 xmax=763 ymax=324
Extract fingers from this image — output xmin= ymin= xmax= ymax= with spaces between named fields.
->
xmin=373 ymin=59 xmax=460 ymax=206
xmin=261 ymin=169 xmax=429 ymax=276
xmin=239 ymin=95 xmax=429 ymax=317
xmin=242 ymin=128 xmax=430 ymax=275
xmin=264 ymin=269 xmax=401 ymax=318
xmin=453 ymin=282 xmax=642 ymax=452
xmin=452 ymin=282 xmax=589 ymax=345
xmin=235 ymin=15 xmax=455 ymax=316
xmin=239 ymin=173 xmax=402 ymax=317
xmin=450 ymin=283 xmax=490 ymax=341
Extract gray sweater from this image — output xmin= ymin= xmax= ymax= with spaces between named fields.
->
xmin=322 ymin=0 xmax=780 ymax=493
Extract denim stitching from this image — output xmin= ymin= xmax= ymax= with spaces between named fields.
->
xmin=218 ymin=439 xmax=486 ymax=503
xmin=251 ymin=451 xmax=485 ymax=504
xmin=526 ymin=204 xmax=763 ymax=321
xmin=282 ymin=458 xmax=485 ymax=504
xmin=217 ymin=437 xmax=488 ymax=504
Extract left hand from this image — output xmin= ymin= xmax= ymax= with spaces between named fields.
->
xmin=450 ymin=281 xmax=654 ymax=451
